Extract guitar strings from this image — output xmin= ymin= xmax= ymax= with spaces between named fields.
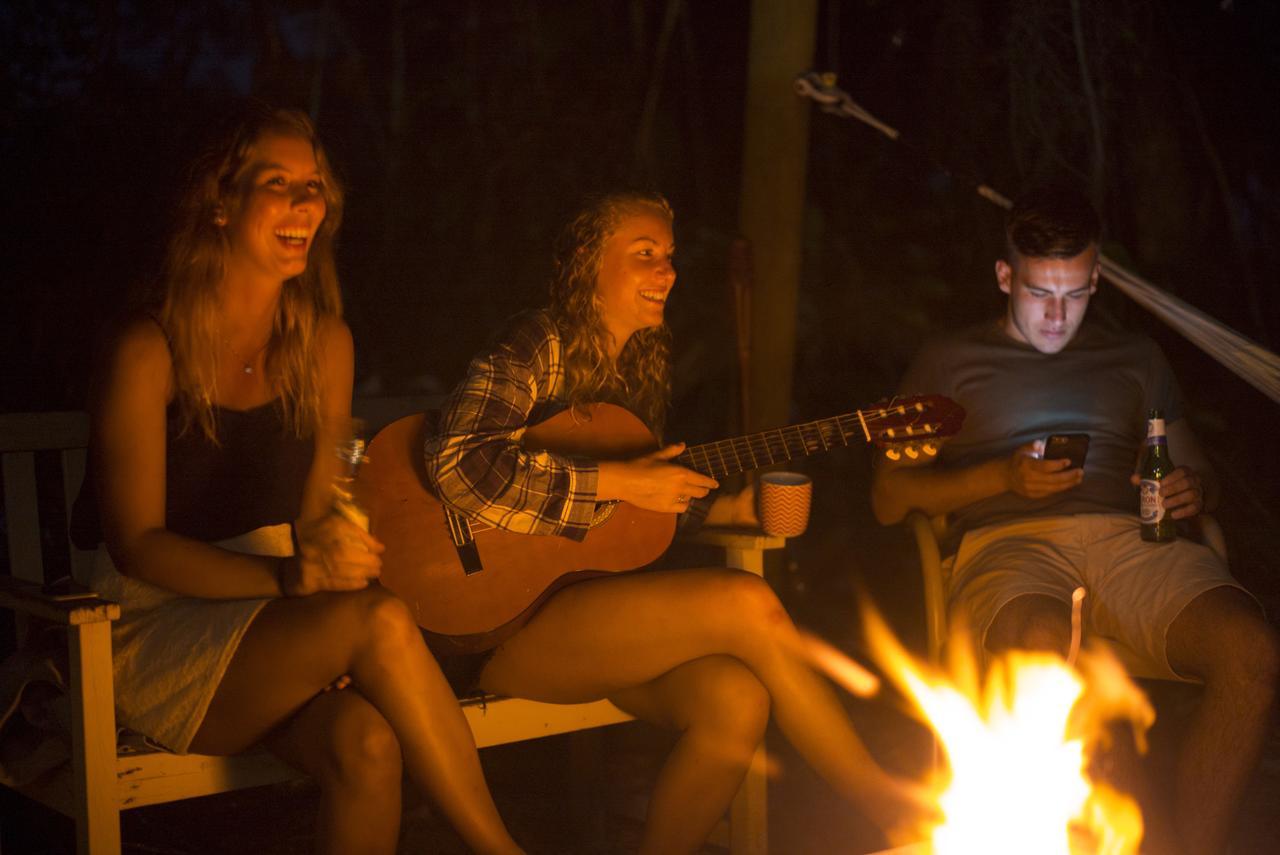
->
xmin=679 ymin=402 xmax=945 ymax=478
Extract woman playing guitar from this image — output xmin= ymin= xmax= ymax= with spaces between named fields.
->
xmin=424 ymin=191 xmax=925 ymax=853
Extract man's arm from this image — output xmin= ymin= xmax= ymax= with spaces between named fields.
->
xmin=1167 ymin=418 xmax=1220 ymax=511
xmin=871 ymin=442 xmax=1084 ymax=526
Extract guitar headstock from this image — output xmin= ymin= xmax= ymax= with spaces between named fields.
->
xmin=861 ymin=394 xmax=965 ymax=461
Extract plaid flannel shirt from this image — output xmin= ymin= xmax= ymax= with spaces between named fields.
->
xmin=424 ymin=311 xmax=601 ymax=541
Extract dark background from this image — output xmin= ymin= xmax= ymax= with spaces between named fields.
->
xmin=2 ymin=1 xmax=1279 ymax=851
xmin=4 ymin=0 xmax=1275 ymax=604
xmin=4 ymin=1 xmax=1278 ymax=411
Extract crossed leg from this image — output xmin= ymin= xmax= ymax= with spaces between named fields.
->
xmin=189 ymin=586 xmax=523 ymax=855
xmin=479 ymin=567 xmax=916 ymax=854
xmin=262 ymin=688 xmax=403 ymax=854
xmin=611 ymin=655 xmax=770 ymax=854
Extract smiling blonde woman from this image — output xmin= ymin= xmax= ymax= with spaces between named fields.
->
xmin=74 ymin=103 xmax=524 ymax=855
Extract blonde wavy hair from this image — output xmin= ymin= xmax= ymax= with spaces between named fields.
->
xmin=549 ymin=191 xmax=674 ymax=436
xmin=155 ymin=104 xmax=344 ymax=442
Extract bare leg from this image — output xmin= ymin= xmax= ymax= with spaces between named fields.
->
xmin=479 ymin=568 xmax=916 ymax=845
xmin=987 ymin=587 xmax=1280 ymax=855
xmin=610 ymin=655 xmax=770 ymax=855
xmin=985 ymin=593 xmax=1072 ymax=656
xmin=984 ymin=593 xmax=1189 ymax=852
xmin=262 ymin=688 xmax=403 ymax=854
xmin=191 ymin=587 xmax=522 ymax=855
xmin=1164 ymin=586 xmax=1279 ymax=855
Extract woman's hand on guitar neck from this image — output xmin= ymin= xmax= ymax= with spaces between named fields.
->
xmin=597 ymin=443 xmax=719 ymax=514
xmin=280 ymin=513 xmax=385 ymax=597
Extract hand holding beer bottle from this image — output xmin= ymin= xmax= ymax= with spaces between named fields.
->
xmin=333 ymin=418 xmax=371 ymax=533
xmin=282 ymin=418 xmax=384 ymax=596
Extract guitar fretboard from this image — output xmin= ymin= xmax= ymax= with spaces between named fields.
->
xmin=674 ymin=399 xmax=949 ymax=478
xmin=676 ymin=413 xmax=865 ymax=478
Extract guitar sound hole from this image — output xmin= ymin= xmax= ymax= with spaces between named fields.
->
xmin=591 ymin=501 xmax=620 ymax=527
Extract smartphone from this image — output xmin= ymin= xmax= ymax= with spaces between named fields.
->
xmin=1044 ymin=433 xmax=1090 ymax=470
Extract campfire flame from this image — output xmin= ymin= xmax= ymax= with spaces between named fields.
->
xmin=859 ymin=605 xmax=1153 ymax=855
xmin=799 ymin=602 xmax=1156 ymax=855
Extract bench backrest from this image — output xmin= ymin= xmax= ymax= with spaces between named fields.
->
xmin=1 ymin=411 xmax=95 ymax=587
xmin=0 ymin=397 xmax=439 ymax=590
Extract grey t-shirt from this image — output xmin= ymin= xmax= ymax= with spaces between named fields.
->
xmin=898 ymin=319 xmax=1183 ymax=549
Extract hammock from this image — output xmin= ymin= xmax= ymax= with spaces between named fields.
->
xmin=794 ymin=72 xmax=1280 ymax=406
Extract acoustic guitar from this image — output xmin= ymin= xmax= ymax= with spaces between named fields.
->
xmin=355 ymin=395 xmax=964 ymax=654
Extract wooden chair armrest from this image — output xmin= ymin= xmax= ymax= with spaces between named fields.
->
xmin=686 ymin=527 xmax=787 ymax=552
xmin=905 ymin=510 xmax=947 ymax=665
xmin=0 ymin=575 xmax=119 ymax=625
xmin=686 ymin=527 xmax=786 ymax=578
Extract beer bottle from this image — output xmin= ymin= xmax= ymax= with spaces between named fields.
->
xmin=1139 ymin=409 xmax=1175 ymax=542
xmin=333 ymin=419 xmax=370 ymax=532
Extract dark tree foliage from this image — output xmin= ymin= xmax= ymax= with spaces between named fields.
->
xmin=0 ymin=1 xmax=751 ymax=422
xmin=1 ymin=0 xmax=1276 ymax=501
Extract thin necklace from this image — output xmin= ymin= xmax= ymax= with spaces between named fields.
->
xmin=221 ymin=333 xmax=270 ymax=375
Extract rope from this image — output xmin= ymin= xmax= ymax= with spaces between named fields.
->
xmin=794 ymin=71 xmax=1280 ymax=405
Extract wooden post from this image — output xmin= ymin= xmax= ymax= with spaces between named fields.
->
xmin=738 ymin=0 xmax=818 ymax=432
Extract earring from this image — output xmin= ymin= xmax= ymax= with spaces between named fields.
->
xmin=213 ymin=208 xmax=227 ymax=227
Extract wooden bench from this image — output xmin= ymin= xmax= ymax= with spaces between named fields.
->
xmin=0 ymin=408 xmax=778 ymax=854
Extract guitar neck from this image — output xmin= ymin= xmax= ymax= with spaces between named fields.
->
xmin=675 ymin=412 xmax=868 ymax=478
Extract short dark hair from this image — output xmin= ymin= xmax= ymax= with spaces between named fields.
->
xmin=1004 ymin=186 xmax=1101 ymax=260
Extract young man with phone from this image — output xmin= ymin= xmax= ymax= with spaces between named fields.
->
xmin=871 ymin=187 xmax=1277 ymax=855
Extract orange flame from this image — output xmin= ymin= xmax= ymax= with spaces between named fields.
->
xmin=863 ymin=605 xmax=1151 ymax=855
xmin=798 ymin=606 xmax=1154 ymax=855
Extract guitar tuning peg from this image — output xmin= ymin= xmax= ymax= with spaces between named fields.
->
xmin=904 ymin=445 xmax=920 ymax=460
xmin=884 ymin=447 xmax=901 ymax=461
xmin=922 ymin=442 xmax=938 ymax=456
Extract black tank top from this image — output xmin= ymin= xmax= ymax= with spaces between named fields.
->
xmin=73 ymin=401 xmax=314 ymax=547
xmin=163 ymin=401 xmax=314 ymax=541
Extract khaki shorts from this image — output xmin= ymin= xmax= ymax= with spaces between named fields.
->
xmin=945 ymin=514 xmax=1247 ymax=681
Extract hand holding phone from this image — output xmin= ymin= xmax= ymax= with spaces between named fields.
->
xmin=1044 ymin=433 xmax=1090 ymax=470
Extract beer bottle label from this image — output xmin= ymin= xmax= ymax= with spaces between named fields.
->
xmin=1139 ymin=479 xmax=1164 ymax=523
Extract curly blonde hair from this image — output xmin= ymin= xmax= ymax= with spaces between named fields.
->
xmin=549 ymin=191 xmax=673 ymax=436
xmin=155 ymin=104 xmax=344 ymax=442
